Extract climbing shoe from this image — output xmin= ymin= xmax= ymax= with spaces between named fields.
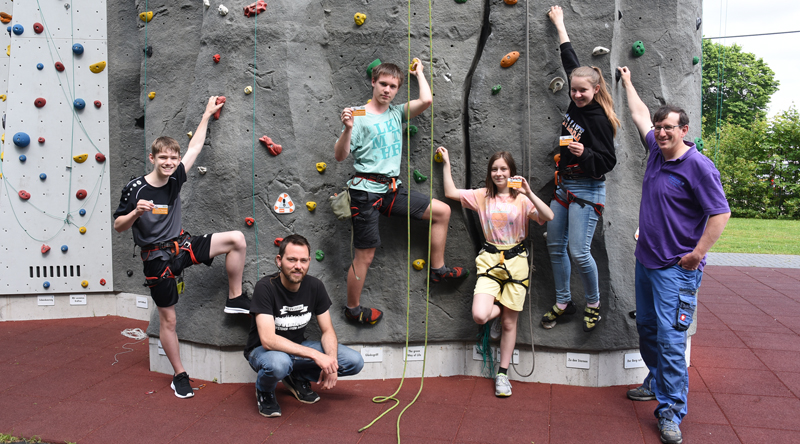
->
xmin=627 ymin=384 xmax=656 ymax=401
xmin=495 ymin=373 xmax=512 ymax=397
xmin=658 ymin=417 xmax=683 ymax=444
xmin=256 ymin=389 xmax=281 ymax=417
xmin=282 ymin=374 xmax=320 ymax=404
xmin=431 ymin=266 xmax=469 ymax=283
xmin=171 ymin=372 xmax=194 ymax=399
xmin=583 ymin=304 xmax=602 ymax=332
xmin=344 ymin=306 xmax=383 ymax=325
xmin=541 ymin=301 xmax=576 ymax=329
xmin=224 ymin=292 xmax=251 ymax=314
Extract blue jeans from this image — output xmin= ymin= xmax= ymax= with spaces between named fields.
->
xmin=247 ymin=341 xmax=364 ymax=392
xmin=635 ymin=260 xmax=702 ymax=425
xmin=546 ymin=179 xmax=605 ymax=304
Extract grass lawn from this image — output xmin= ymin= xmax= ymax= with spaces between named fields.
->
xmin=711 ymin=218 xmax=800 ymax=255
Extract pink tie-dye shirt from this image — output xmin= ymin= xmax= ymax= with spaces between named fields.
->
xmin=460 ymin=188 xmax=542 ymax=245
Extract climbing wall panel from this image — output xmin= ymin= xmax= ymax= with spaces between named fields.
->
xmin=0 ymin=0 xmax=112 ymax=294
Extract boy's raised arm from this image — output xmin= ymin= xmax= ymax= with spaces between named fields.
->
xmin=183 ymin=96 xmax=224 ymax=171
xmin=404 ymin=61 xmax=432 ymax=120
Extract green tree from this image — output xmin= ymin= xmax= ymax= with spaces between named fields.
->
xmin=701 ymin=39 xmax=780 ymax=137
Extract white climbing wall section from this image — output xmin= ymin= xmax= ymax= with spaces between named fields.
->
xmin=0 ymin=0 xmax=112 ymax=294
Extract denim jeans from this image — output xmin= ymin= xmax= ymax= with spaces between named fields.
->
xmin=247 ymin=341 xmax=364 ymax=392
xmin=635 ymin=260 xmax=702 ymax=425
xmin=546 ymin=179 xmax=605 ymax=304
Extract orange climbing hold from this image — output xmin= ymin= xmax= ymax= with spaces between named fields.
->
xmin=213 ymin=54 xmax=220 ymax=63
xmin=274 ymin=237 xmax=283 ymax=247
xmin=245 ymin=217 xmax=255 ymax=226
xmin=95 ymin=153 xmax=106 ymax=163
xmin=76 ymin=189 xmax=87 ymax=199
xmin=501 ymin=51 xmax=520 ymax=68
xmin=0 ymin=12 xmax=11 ymax=24
xmin=504 ymin=0 xmax=518 ymax=4
xmin=259 ymin=135 xmax=282 ymax=156
xmin=41 ymin=245 xmax=51 ymax=254
xmin=213 ymin=96 xmax=226 ymax=120
xmin=243 ymin=0 xmax=267 ymax=17
xmin=19 ymin=190 xmax=31 ymax=200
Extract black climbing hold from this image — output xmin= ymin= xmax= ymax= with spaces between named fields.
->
xmin=127 ymin=269 xmax=134 ymax=277
xmin=696 ymin=18 xmax=702 ymax=31
xmin=143 ymin=46 xmax=152 ymax=57
xmin=615 ymin=69 xmax=621 ymax=82
xmin=618 ymin=10 xmax=622 ymax=20
xmin=135 ymin=115 xmax=145 ymax=128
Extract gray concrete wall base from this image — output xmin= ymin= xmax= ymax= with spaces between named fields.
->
xmin=0 ymin=292 xmax=154 ymax=322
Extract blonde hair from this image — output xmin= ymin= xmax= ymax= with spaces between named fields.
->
xmin=570 ymin=66 xmax=620 ymax=137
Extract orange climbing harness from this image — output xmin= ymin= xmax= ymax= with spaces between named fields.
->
xmin=352 ymin=173 xmax=398 ymax=193
xmin=140 ymin=231 xmax=200 ymax=288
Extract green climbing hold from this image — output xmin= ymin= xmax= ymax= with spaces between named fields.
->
xmin=693 ymin=56 xmax=700 ymax=65
xmin=694 ymin=137 xmax=704 ymax=152
xmin=632 ymin=40 xmax=645 ymax=57
xmin=455 ymin=0 xmax=468 ymax=3
xmin=492 ymin=85 xmax=502 ymax=95
xmin=315 ymin=250 xmax=324 ymax=261
xmin=413 ymin=169 xmax=428 ymax=183
xmin=366 ymin=59 xmax=381 ymax=78
xmin=407 ymin=125 xmax=418 ymax=137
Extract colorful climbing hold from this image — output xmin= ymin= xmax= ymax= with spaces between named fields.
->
xmin=0 ymin=12 xmax=11 ymax=24
xmin=37 ymin=63 xmax=44 ymax=70
xmin=592 ymin=46 xmax=610 ymax=56
xmin=243 ymin=0 xmax=267 ymax=17
xmin=73 ymin=154 xmax=88 ymax=163
xmin=274 ymin=237 xmax=284 ymax=247
xmin=413 ymin=169 xmax=428 ymax=183
xmin=455 ymin=0 xmax=468 ymax=3
xmin=95 ymin=153 xmax=106 ymax=162
xmin=0 ymin=94 xmax=5 ymax=101
xmin=407 ymin=125 xmax=418 ymax=137
xmin=76 ymin=189 xmax=88 ymax=199
xmin=139 ymin=11 xmax=154 ymax=22
xmin=244 ymin=85 xmax=253 ymax=95
xmin=61 ymin=245 xmax=68 ymax=252
xmin=354 ymin=12 xmax=366 ymax=26
xmin=81 ymin=280 xmax=89 ymax=288
xmin=259 ymin=135 xmax=282 ymax=156
xmin=148 ymin=91 xmax=156 ymax=100
xmin=245 ymin=217 xmax=255 ymax=226
xmin=549 ymin=77 xmax=565 ymax=93
xmin=316 ymin=162 xmax=327 ymax=173
xmin=187 ymin=131 xmax=193 ymax=138
xmin=79 ymin=226 xmax=87 ymax=234
xmin=34 ymin=97 xmax=46 ymax=108
xmin=43 ymin=281 xmax=50 ymax=289
xmin=55 ymin=61 xmax=65 ymax=72
xmin=504 ymin=0 xmax=518 ymax=4
xmin=501 ymin=51 xmax=520 ymax=68
xmin=19 ymin=154 xmax=26 ymax=162
xmin=13 ymin=132 xmax=30 ymax=147
xmin=409 ymin=58 xmax=420 ymax=71
xmin=213 ymin=96 xmax=226 ymax=119
xmin=491 ymin=85 xmax=502 ymax=95
xmin=274 ymin=193 xmax=295 ymax=214
xmin=12 ymin=24 xmax=23 ymax=35
xmin=72 ymin=43 xmax=84 ymax=55
xmin=413 ymin=259 xmax=425 ymax=271
xmin=89 ymin=61 xmax=106 ymax=73
xmin=100 ymin=279 xmax=107 ymax=286
xmin=213 ymin=54 xmax=220 ymax=63
xmin=315 ymin=250 xmax=324 ymax=261
xmin=694 ymin=137 xmax=704 ymax=152
xmin=434 ymin=152 xmax=444 ymax=163
xmin=18 ymin=190 xmax=31 ymax=200
xmin=306 ymin=201 xmax=317 ymax=211
xmin=79 ymin=209 xmax=86 ymax=216
xmin=693 ymin=56 xmax=700 ymax=65
xmin=366 ymin=59 xmax=381 ymax=78
xmin=32 ymin=22 xmax=43 ymax=33
xmin=38 ymin=137 xmax=45 ymax=143
xmin=94 ymin=100 xmax=102 ymax=108
xmin=197 ymin=166 xmax=207 ymax=174
xmin=74 ymin=99 xmax=86 ymax=109
xmin=632 ymin=40 xmax=646 ymax=57
xmin=5 ymin=45 xmax=9 ymax=56
xmin=218 ymin=4 xmax=229 ymax=15
xmin=41 ymin=245 xmax=51 ymax=254
xmin=39 ymin=173 xmax=46 ymax=180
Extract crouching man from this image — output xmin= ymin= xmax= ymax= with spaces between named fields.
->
xmin=243 ymin=234 xmax=364 ymax=417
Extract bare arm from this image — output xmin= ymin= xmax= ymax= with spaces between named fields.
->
xmin=517 ymin=176 xmax=554 ymax=223
xmin=436 ymin=146 xmax=461 ymax=201
xmin=618 ymin=67 xmax=653 ymax=139
xmin=113 ymin=199 xmax=155 ymax=232
xmin=334 ymin=108 xmax=354 ymax=162
xmin=255 ymin=314 xmax=337 ymax=372
xmin=404 ymin=61 xmax=433 ymax=119
xmin=315 ymin=311 xmax=340 ymax=390
xmin=678 ymin=212 xmax=731 ymax=270
xmin=182 ymin=96 xmax=224 ymax=171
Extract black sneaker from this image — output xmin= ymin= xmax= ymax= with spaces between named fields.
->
xmin=256 ymin=389 xmax=281 ymax=417
xmin=282 ymin=374 xmax=320 ymax=404
xmin=171 ymin=372 xmax=194 ymax=399
xmin=224 ymin=292 xmax=250 ymax=314
xmin=541 ymin=301 xmax=576 ymax=329
xmin=583 ymin=304 xmax=602 ymax=332
xmin=431 ymin=266 xmax=469 ymax=284
xmin=344 ymin=306 xmax=383 ymax=325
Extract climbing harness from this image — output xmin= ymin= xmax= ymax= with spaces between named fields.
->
xmin=552 ymin=157 xmax=605 ymax=217
xmin=140 ymin=231 xmax=200 ymax=288
xmin=352 ymin=173 xmax=398 ymax=193
xmin=476 ymin=242 xmax=530 ymax=292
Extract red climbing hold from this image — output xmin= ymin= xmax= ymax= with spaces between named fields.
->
xmin=76 ymin=189 xmax=87 ymax=199
xmin=213 ymin=96 xmax=226 ymax=120
xmin=245 ymin=217 xmax=255 ymax=226
xmin=34 ymin=98 xmax=46 ymax=108
xmin=42 ymin=244 xmax=51 ymax=254
xmin=243 ymin=0 xmax=267 ymax=17
xmin=55 ymin=61 xmax=65 ymax=72
xmin=274 ymin=237 xmax=283 ymax=247
xmin=19 ymin=190 xmax=31 ymax=200
xmin=259 ymin=135 xmax=283 ymax=156
xmin=38 ymin=137 xmax=45 ymax=143
xmin=94 ymin=100 xmax=102 ymax=108
xmin=213 ymin=54 xmax=220 ymax=63
xmin=33 ymin=22 xmax=44 ymax=33
xmin=100 ymin=279 xmax=107 ymax=286
xmin=95 ymin=153 xmax=106 ymax=163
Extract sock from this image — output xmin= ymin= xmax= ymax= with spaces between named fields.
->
xmin=347 ymin=306 xmax=361 ymax=316
xmin=498 ymin=367 xmax=508 ymax=376
xmin=556 ymin=302 xmax=568 ymax=310
xmin=587 ymin=301 xmax=600 ymax=308
xmin=432 ymin=265 xmax=447 ymax=274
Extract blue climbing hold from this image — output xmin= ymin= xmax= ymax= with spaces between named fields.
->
xmin=79 ymin=208 xmax=86 ymax=216
xmin=61 ymin=245 xmax=68 ymax=252
xmin=72 ymin=43 xmax=84 ymax=55
xmin=12 ymin=24 xmax=23 ymax=35
xmin=37 ymin=63 xmax=44 ymax=70
xmin=13 ymin=132 xmax=31 ymax=147
xmin=43 ymin=281 xmax=50 ymax=289
xmin=19 ymin=154 xmax=27 ymax=162
xmin=40 ymin=173 xmax=47 ymax=180
xmin=73 ymin=98 xmax=86 ymax=110
xmin=6 ymin=26 xmax=10 ymax=34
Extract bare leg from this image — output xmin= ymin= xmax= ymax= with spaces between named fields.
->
xmin=158 ymin=305 xmax=185 ymax=375
xmin=498 ymin=308 xmax=520 ymax=368
xmin=472 ymin=293 xmax=502 ymax=325
xmin=421 ymin=199 xmax=451 ymax=269
xmin=347 ymin=247 xmax=375 ymax=309
xmin=208 ymin=231 xmax=246 ymax=298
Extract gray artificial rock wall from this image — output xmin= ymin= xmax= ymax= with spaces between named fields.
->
xmin=108 ymin=0 xmax=702 ymax=350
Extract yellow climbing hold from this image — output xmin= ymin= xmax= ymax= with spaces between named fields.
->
xmin=6 ymin=45 xmax=9 ymax=56
xmin=73 ymin=154 xmax=88 ymax=163
xmin=187 ymin=131 xmax=193 ymax=138
xmin=354 ymin=12 xmax=366 ymax=26
xmin=409 ymin=58 xmax=420 ymax=71
xmin=413 ymin=259 xmax=425 ymax=271
xmin=316 ymin=162 xmax=327 ymax=173
xmin=0 ymin=94 xmax=5 ymax=102
xmin=79 ymin=226 xmax=87 ymax=234
xmin=306 ymin=201 xmax=317 ymax=211
xmin=139 ymin=11 xmax=153 ymax=22
xmin=81 ymin=280 xmax=89 ymax=288
xmin=89 ymin=61 xmax=106 ymax=73
xmin=1 ymin=134 xmax=4 ymax=143
xmin=244 ymin=85 xmax=253 ymax=95
xmin=148 ymin=91 xmax=156 ymax=100
xmin=434 ymin=152 xmax=443 ymax=163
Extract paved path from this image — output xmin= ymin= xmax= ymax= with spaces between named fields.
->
xmin=707 ymin=252 xmax=800 ymax=269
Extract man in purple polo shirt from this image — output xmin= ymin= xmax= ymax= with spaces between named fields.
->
xmin=618 ymin=67 xmax=730 ymax=444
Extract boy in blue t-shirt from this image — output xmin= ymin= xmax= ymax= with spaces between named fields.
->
xmin=334 ymin=61 xmax=467 ymax=326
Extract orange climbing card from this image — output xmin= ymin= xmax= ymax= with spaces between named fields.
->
xmin=351 ymin=106 xmax=366 ymax=117
xmin=559 ymin=135 xmax=573 ymax=146
xmin=507 ymin=178 xmax=522 ymax=189
xmin=152 ymin=205 xmax=168 ymax=215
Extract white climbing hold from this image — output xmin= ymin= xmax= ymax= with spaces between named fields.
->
xmin=203 ymin=0 xmax=210 ymax=7
xmin=592 ymin=46 xmax=610 ymax=56
xmin=197 ymin=166 xmax=207 ymax=174
xmin=273 ymin=193 xmax=295 ymax=214
xmin=218 ymin=4 xmax=228 ymax=15
xmin=549 ymin=77 xmax=565 ymax=93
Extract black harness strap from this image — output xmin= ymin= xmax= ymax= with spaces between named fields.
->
xmin=476 ymin=243 xmax=529 ymax=292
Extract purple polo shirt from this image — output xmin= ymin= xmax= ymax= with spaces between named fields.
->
xmin=635 ymin=130 xmax=730 ymax=271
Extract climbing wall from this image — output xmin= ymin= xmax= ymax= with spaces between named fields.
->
xmin=0 ymin=0 xmax=112 ymax=294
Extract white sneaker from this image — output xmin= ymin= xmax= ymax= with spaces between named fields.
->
xmin=495 ymin=374 xmax=512 ymax=397
xmin=490 ymin=318 xmax=502 ymax=340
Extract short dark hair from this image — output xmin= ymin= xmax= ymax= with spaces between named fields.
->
xmin=371 ymin=63 xmax=405 ymax=87
xmin=653 ymin=105 xmax=689 ymax=127
xmin=278 ymin=234 xmax=310 ymax=257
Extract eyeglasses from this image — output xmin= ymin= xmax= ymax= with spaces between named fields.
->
xmin=652 ymin=125 xmax=685 ymax=134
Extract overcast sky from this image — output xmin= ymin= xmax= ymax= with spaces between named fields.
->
xmin=703 ymin=0 xmax=800 ymax=117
